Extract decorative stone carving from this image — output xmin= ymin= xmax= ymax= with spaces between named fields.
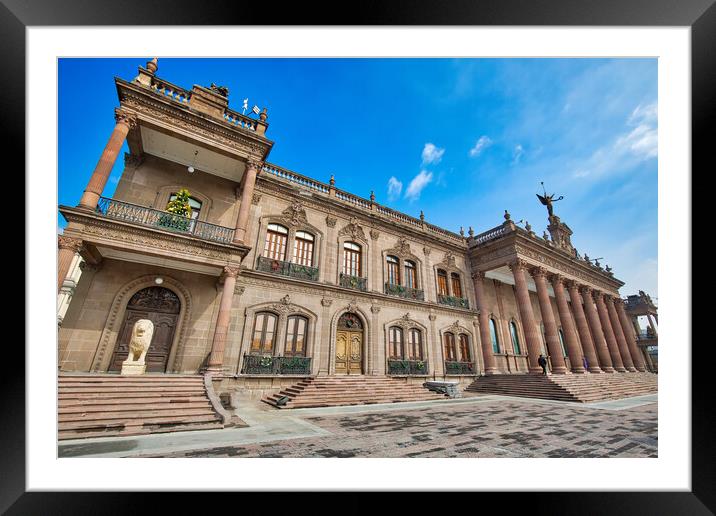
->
xmin=114 ymin=108 xmax=138 ymax=129
xmin=429 ymin=314 xmax=437 ymax=322
xmin=370 ymin=229 xmax=380 ymax=240
xmin=370 ymin=304 xmax=381 ymax=314
xmin=346 ymin=300 xmax=359 ymax=314
xmin=120 ymin=319 xmax=154 ymax=375
xmin=251 ymin=192 xmax=262 ymax=205
xmin=325 ymin=215 xmax=337 ymax=228
xmin=124 ymin=152 xmax=143 ymax=167
xmin=437 ymin=251 xmax=457 ymax=269
xmin=281 ymin=200 xmax=308 ymax=226
xmin=321 ymin=297 xmax=333 ymax=307
xmin=222 ymin=266 xmax=241 ymax=279
xmin=246 ymin=156 xmax=264 ymax=171
xmin=58 ymin=235 xmax=84 ymax=253
xmin=423 ymin=246 xmax=431 ymax=256
xmin=339 ymin=218 xmax=366 ymax=241
xmin=234 ymin=285 xmax=245 ymax=295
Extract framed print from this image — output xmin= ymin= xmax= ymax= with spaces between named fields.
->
xmin=8 ymin=0 xmax=713 ymax=512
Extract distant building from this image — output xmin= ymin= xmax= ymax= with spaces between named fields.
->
xmin=624 ymin=291 xmax=658 ymax=372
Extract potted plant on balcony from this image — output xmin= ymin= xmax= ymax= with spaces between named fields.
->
xmin=158 ymin=188 xmax=193 ymax=232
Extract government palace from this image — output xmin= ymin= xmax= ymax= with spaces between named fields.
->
xmin=56 ymin=59 xmax=657 ymax=438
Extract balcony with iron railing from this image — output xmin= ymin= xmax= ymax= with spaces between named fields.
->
xmin=444 ymin=361 xmax=476 ymax=375
xmin=95 ymin=197 xmax=235 ymax=245
xmin=256 ymin=256 xmax=319 ymax=282
xmin=384 ymin=282 xmax=425 ymax=301
xmin=240 ymin=354 xmax=312 ymax=375
xmin=339 ymin=273 xmax=368 ymax=291
xmin=387 ymin=359 xmax=429 ymax=376
xmin=438 ymin=294 xmax=470 ymax=309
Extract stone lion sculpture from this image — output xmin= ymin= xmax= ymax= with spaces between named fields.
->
xmin=121 ymin=319 xmax=154 ymax=375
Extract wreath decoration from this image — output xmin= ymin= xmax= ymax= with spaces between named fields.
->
xmin=259 ymin=356 xmax=273 ymax=367
xmin=416 ymin=360 xmax=425 ymax=370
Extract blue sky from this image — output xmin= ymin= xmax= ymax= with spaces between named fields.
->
xmin=58 ymin=58 xmax=657 ymax=299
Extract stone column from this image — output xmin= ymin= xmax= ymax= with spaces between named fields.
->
xmin=429 ymin=313 xmax=444 ymax=376
xmin=606 ymin=295 xmax=637 ymax=371
xmin=615 ymin=299 xmax=647 ymax=371
xmin=471 ymin=271 xmax=499 ymax=375
xmin=581 ymin=286 xmax=615 ymax=372
xmin=508 ymin=260 xmax=542 ymax=374
xmin=78 ymin=109 xmax=137 ymax=210
xmin=531 ymin=267 xmax=567 ymax=374
xmin=318 ymin=297 xmax=333 ymax=375
xmin=206 ymin=266 xmax=240 ymax=374
xmin=551 ymin=276 xmax=585 ymax=373
xmin=57 ymin=236 xmax=83 ymax=293
xmin=647 ymin=315 xmax=658 ymax=336
xmin=233 ymin=157 xmax=261 ymax=244
xmin=594 ymin=292 xmax=626 ymax=372
xmin=471 ymin=316 xmax=484 ymax=375
xmin=567 ymin=282 xmax=601 ymax=372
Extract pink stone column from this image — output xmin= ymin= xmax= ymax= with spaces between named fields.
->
xmin=531 ymin=267 xmax=567 ymax=374
xmin=581 ymin=286 xmax=615 ymax=372
xmin=78 ymin=109 xmax=137 ymax=210
xmin=606 ymin=295 xmax=637 ymax=371
xmin=594 ymin=291 xmax=626 ymax=372
xmin=471 ymin=271 xmax=499 ymax=375
xmin=551 ymin=275 xmax=585 ymax=373
xmin=206 ymin=266 xmax=240 ymax=374
xmin=232 ymin=157 xmax=261 ymax=244
xmin=567 ymin=282 xmax=601 ymax=372
xmin=509 ymin=260 xmax=543 ymax=374
xmin=57 ymin=236 xmax=83 ymax=293
xmin=616 ymin=299 xmax=647 ymax=371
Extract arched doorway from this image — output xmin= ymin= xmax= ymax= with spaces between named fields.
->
xmin=108 ymin=286 xmax=181 ymax=373
xmin=335 ymin=313 xmax=363 ymax=375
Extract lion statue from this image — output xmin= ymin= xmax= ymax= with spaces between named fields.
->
xmin=121 ymin=319 xmax=154 ymax=375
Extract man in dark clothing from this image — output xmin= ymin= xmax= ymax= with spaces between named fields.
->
xmin=538 ymin=354 xmax=548 ymax=375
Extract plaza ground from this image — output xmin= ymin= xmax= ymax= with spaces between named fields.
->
xmin=57 ymin=393 xmax=657 ymax=458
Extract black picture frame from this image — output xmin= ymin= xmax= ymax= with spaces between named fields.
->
xmin=7 ymin=0 xmax=711 ymax=513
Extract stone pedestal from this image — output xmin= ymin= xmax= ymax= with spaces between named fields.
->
xmin=120 ymin=361 xmax=147 ymax=375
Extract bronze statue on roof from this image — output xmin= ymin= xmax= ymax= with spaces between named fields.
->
xmin=537 ymin=182 xmax=563 ymax=218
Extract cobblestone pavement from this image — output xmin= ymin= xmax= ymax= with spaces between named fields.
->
xmin=138 ymin=397 xmax=657 ymax=458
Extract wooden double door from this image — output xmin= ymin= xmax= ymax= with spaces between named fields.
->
xmin=335 ymin=313 xmax=363 ymax=375
xmin=108 ymin=287 xmax=181 ymax=373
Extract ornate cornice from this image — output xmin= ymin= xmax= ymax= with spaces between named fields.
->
xmin=246 ymin=156 xmax=264 ymax=170
xmin=58 ymin=235 xmax=83 ymax=253
xmin=114 ymin=108 xmax=138 ymax=129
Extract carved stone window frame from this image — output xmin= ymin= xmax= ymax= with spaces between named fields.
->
xmin=381 ymin=238 xmax=423 ymax=290
xmin=255 ymin=214 xmax=324 ymax=269
xmin=337 ymin=233 xmax=369 ymax=283
xmin=433 ymin=252 xmax=466 ymax=299
xmin=153 ymin=185 xmax=212 ymax=223
xmin=382 ymin=315 xmax=428 ymax=363
xmin=438 ymin=321 xmax=476 ymax=366
xmin=236 ymin=300 xmax=318 ymax=375
xmin=509 ymin=318 xmax=526 ymax=356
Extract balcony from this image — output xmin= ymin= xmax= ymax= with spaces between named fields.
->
xmin=384 ymin=283 xmax=425 ymax=301
xmin=339 ymin=273 xmax=368 ymax=291
xmin=256 ymin=256 xmax=319 ymax=282
xmin=444 ymin=361 xmax=476 ymax=375
xmin=96 ymin=197 xmax=235 ymax=245
xmin=438 ymin=294 xmax=470 ymax=309
xmin=241 ymin=354 xmax=312 ymax=375
xmin=387 ymin=359 xmax=429 ymax=376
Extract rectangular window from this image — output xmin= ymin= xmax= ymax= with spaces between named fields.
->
xmin=343 ymin=246 xmax=361 ymax=276
xmin=389 ymin=327 xmax=404 ymax=359
xmin=263 ymin=227 xmax=288 ymax=261
xmin=459 ymin=334 xmax=471 ymax=362
xmin=387 ymin=257 xmax=400 ymax=285
xmin=405 ymin=262 xmax=417 ymax=289
xmin=293 ymin=236 xmax=314 ymax=266
xmin=408 ymin=329 xmax=423 ymax=360
xmin=444 ymin=333 xmax=457 ymax=361
xmin=451 ymin=274 xmax=462 ymax=298
xmin=437 ymin=271 xmax=449 ymax=296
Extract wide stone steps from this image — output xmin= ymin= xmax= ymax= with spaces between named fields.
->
xmin=465 ymin=372 xmax=657 ymax=403
xmin=262 ymin=376 xmax=447 ymax=409
xmin=58 ymin=374 xmax=224 ymax=440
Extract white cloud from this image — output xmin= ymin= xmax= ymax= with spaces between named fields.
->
xmin=421 ymin=143 xmax=444 ymax=165
xmin=629 ymin=102 xmax=657 ymax=125
xmin=469 ymin=136 xmax=493 ymax=157
xmin=512 ymin=144 xmax=524 ymax=165
xmin=404 ymin=170 xmax=433 ymax=201
xmin=615 ymin=124 xmax=658 ymax=160
xmin=387 ymin=176 xmax=403 ymax=201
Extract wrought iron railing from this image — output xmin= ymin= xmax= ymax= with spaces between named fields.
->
xmin=384 ymin=282 xmax=425 ymax=301
xmin=387 ymin=359 xmax=429 ymax=376
xmin=241 ymin=354 xmax=312 ymax=375
xmin=339 ymin=273 xmax=368 ymax=291
xmin=444 ymin=361 xmax=475 ymax=375
xmin=95 ymin=197 xmax=235 ymax=244
xmin=636 ymin=331 xmax=657 ymax=341
xmin=438 ymin=294 xmax=470 ymax=309
xmin=256 ymin=256 xmax=320 ymax=281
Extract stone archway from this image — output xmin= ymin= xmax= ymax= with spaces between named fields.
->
xmin=335 ymin=312 xmax=364 ymax=375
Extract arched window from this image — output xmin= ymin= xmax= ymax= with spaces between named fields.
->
xmin=343 ymin=242 xmax=362 ymax=277
xmin=386 ymin=255 xmax=400 ymax=285
xmin=263 ymin=223 xmax=288 ymax=261
xmin=285 ymin=315 xmax=308 ymax=356
xmin=451 ymin=273 xmax=462 ymax=298
xmin=251 ymin=312 xmax=278 ymax=355
xmin=510 ymin=321 xmax=521 ymax=354
xmin=408 ymin=328 xmax=423 ymax=360
xmin=444 ymin=332 xmax=457 ymax=361
xmin=459 ymin=334 xmax=471 ymax=362
xmin=489 ymin=318 xmax=500 ymax=353
xmin=558 ymin=328 xmax=567 ymax=357
xmin=389 ymin=326 xmax=404 ymax=359
xmin=437 ymin=269 xmax=449 ymax=296
xmin=292 ymin=231 xmax=314 ymax=267
xmin=405 ymin=260 xmax=418 ymax=289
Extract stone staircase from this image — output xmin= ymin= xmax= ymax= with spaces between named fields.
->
xmin=58 ymin=374 xmax=225 ymax=440
xmin=263 ymin=376 xmax=448 ymax=409
xmin=465 ymin=372 xmax=657 ymax=403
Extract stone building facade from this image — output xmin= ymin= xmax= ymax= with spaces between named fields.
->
xmin=57 ymin=59 xmax=650 ymax=398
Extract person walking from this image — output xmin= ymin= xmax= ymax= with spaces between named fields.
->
xmin=538 ymin=354 xmax=548 ymax=375
xmin=582 ymin=355 xmax=589 ymax=371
